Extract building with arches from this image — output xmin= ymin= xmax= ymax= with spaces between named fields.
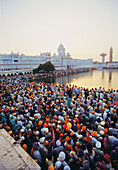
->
xmin=0 ymin=43 xmax=93 ymax=74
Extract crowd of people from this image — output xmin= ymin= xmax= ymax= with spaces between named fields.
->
xmin=0 ymin=74 xmax=118 ymax=170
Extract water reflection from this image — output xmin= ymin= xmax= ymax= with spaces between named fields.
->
xmin=102 ymin=70 xmax=104 ymax=79
xmin=55 ymin=69 xmax=118 ymax=90
xmin=55 ymin=71 xmax=93 ymax=85
xmin=32 ymin=69 xmax=118 ymax=90
xmin=109 ymin=70 xmax=112 ymax=82
xmin=31 ymin=76 xmax=56 ymax=84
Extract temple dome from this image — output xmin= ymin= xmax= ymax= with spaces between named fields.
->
xmin=66 ymin=52 xmax=71 ymax=58
xmin=59 ymin=43 xmax=64 ymax=49
xmin=53 ymin=53 xmax=56 ymax=57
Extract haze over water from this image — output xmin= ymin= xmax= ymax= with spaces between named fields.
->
xmin=1 ymin=0 xmax=118 ymax=61
xmin=55 ymin=70 xmax=118 ymax=90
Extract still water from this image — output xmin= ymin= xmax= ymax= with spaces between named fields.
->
xmin=34 ymin=69 xmax=118 ymax=90
xmin=55 ymin=69 xmax=118 ymax=90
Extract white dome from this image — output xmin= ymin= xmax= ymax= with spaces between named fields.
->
xmin=59 ymin=43 xmax=64 ymax=49
xmin=53 ymin=53 xmax=57 ymax=57
xmin=66 ymin=52 xmax=71 ymax=58
xmin=66 ymin=52 xmax=70 ymax=57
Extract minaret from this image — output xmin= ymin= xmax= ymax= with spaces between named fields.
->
xmin=57 ymin=43 xmax=65 ymax=69
xmin=100 ymin=53 xmax=107 ymax=64
xmin=109 ymin=47 xmax=113 ymax=62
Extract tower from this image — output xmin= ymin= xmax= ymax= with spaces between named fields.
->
xmin=109 ymin=47 xmax=113 ymax=62
xmin=57 ymin=43 xmax=65 ymax=69
xmin=57 ymin=43 xmax=65 ymax=57
xmin=100 ymin=53 xmax=107 ymax=64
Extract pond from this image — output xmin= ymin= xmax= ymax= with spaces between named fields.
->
xmin=31 ymin=69 xmax=118 ymax=90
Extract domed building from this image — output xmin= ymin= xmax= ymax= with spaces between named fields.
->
xmin=51 ymin=43 xmax=72 ymax=70
xmin=57 ymin=43 xmax=65 ymax=57
xmin=52 ymin=53 xmax=57 ymax=57
xmin=66 ymin=52 xmax=71 ymax=58
xmin=51 ymin=43 xmax=93 ymax=70
xmin=0 ymin=43 xmax=93 ymax=74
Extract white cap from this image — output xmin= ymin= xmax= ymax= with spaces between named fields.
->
xmin=78 ymin=135 xmax=83 ymax=139
xmin=99 ymin=130 xmax=104 ymax=136
xmin=39 ymin=137 xmax=45 ymax=144
xmin=35 ymin=131 xmax=39 ymax=135
xmin=96 ymin=141 xmax=101 ymax=148
xmin=17 ymin=116 xmax=21 ymax=120
xmin=52 ymin=123 xmax=55 ymax=127
xmin=100 ymin=121 xmax=105 ymax=126
xmin=58 ymin=151 xmax=66 ymax=161
xmin=55 ymin=161 xmax=61 ymax=169
xmin=20 ymin=129 xmax=25 ymax=133
xmin=20 ymin=136 xmax=25 ymax=140
xmin=64 ymin=165 xmax=71 ymax=170
xmin=44 ymin=128 xmax=49 ymax=133
xmin=56 ymin=140 xmax=61 ymax=146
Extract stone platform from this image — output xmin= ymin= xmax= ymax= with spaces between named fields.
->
xmin=0 ymin=129 xmax=41 ymax=170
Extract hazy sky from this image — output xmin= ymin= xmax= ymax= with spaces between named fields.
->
xmin=0 ymin=0 xmax=118 ymax=61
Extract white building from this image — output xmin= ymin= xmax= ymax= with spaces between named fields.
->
xmin=0 ymin=44 xmax=93 ymax=74
xmin=105 ymin=62 xmax=118 ymax=68
xmin=71 ymin=58 xmax=93 ymax=69
xmin=93 ymin=47 xmax=118 ymax=69
xmin=51 ymin=44 xmax=72 ymax=70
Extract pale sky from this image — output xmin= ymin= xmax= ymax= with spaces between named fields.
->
xmin=0 ymin=0 xmax=118 ymax=61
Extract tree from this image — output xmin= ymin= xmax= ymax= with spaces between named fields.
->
xmin=33 ymin=61 xmax=55 ymax=73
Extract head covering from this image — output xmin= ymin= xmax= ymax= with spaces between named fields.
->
xmin=91 ymin=131 xmax=98 ymax=137
xmin=20 ymin=136 xmax=25 ymax=140
xmin=34 ymin=114 xmax=38 ymax=118
xmin=64 ymin=165 xmax=71 ymax=170
xmin=100 ymin=121 xmax=105 ymax=126
xmin=58 ymin=151 xmax=66 ymax=161
xmin=96 ymin=141 xmax=101 ymax=149
xmin=55 ymin=161 xmax=61 ymax=169
xmin=82 ymin=126 xmax=86 ymax=131
xmin=39 ymin=137 xmax=45 ymax=144
xmin=67 ymin=122 xmax=72 ymax=129
xmin=48 ymin=165 xmax=54 ymax=170
xmin=22 ymin=144 xmax=27 ymax=151
xmin=86 ymin=136 xmax=92 ymax=143
xmin=8 ymin=131 xmax=12 ymax=135
xmin=99 ymin=130 xmax=104 ymax=136
xmin=43 ymin=123 xmax=48 ymax=127
xmin=35 ymin=131 xmax=39 ymax=135
xmin=104 ymin=154 xmax=111 ymax=163
xmin=52 ymin=123 xmax=55 ymax=127
xmin=44 ymin=128 xmax=49 ymax=133
xmin=97 ymin=136 xmax=103 ymax=142
xmin=104 ymin=128 xmax=108 ymax=133
xmin=67 ymin=144 xmax=72 ymax=150
xmin=20 ymin=129 xmax=25 ymax=133
xmin=56 ymin=140 xmax=61 ymax=146
xmin=91 ymin=110 xmax=95 ymax=114
xmin=78 ymin=135 xmax=83 ymax=139
xmin=38 ymin=121 xmax=42 ymax=126
xmin=70 ymin=151 xmax=76 ymax=158
xmin=66 ymin=136 xmax=70 ymax=141
xmin=56 ymin=128 xmax=59 ymax=132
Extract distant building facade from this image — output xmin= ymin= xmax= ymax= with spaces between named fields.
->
xmin=0 ymin=44 xmax=93 ymax=74
xmin=93 ymin=47 xmax=118 ymax=69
